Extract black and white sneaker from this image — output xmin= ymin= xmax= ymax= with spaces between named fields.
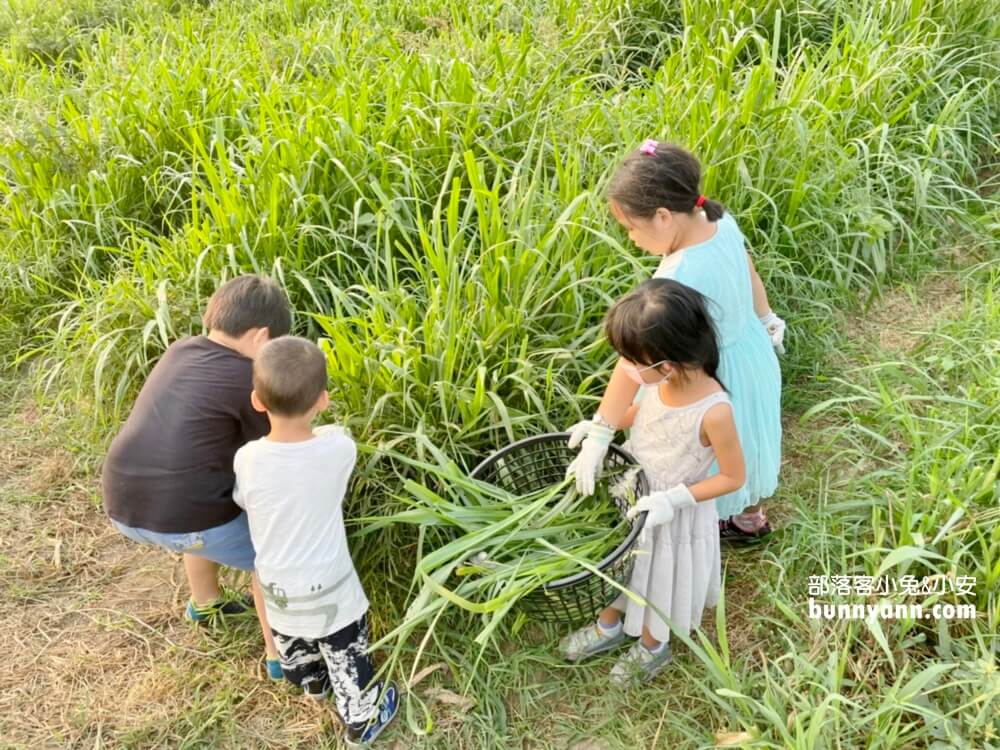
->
xmin=345 ymin=682 xmax=399 ymax=746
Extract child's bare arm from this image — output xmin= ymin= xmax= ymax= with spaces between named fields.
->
xmin=594 ymin=359 xmax=642 ymax=428
xmin=688 ymin=403 xmax=746 ymax=501
xmin=619 ymin=404 xmax=639 ymax=429
xmin=747 ymin=252 xmax=772 ymax=317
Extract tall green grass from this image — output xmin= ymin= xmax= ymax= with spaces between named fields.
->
xmin=683 ymin=258 xmax=1000 ymax=749
xmin=2 ymin=0 xmax=997 ymax=408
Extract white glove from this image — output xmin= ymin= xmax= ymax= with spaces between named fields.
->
xmin=760 ymin=311 xmax=786 ymax=355
xmin=314 ymin=424 xmax=351 ymax=439
xmin=565 ymin=423 xmax=614 ymax=496
xmin=566 ymin=419 xmax=593 ymax=450
xmin=626 ymin=484 xmax=697 ymax=543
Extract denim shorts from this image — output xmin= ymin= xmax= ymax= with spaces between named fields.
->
xmin=111 ymin=512 xmax=256 ymax=571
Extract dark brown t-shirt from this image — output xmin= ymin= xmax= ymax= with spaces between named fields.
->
xmin=102 ymin=336 xmax=270 ymax=533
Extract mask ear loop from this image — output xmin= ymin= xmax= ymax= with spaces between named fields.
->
xmin=623 ymin=360 xmax=673 ymax=386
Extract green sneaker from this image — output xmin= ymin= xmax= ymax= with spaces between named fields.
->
xmin=559 ymin=622 xmax=627 ymax=662
xmin=609 ymin=640 xmax=672 ymax=685
xmin=184 ymin=590 xmax=255 ymax=623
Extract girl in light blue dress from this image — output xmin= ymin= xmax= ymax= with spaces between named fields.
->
xmin=566 ymin=141 xmax=783 ymax=537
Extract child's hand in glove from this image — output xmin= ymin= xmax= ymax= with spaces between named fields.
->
xmin=759 ymin=311 xmax=786 ymax=355
xmin=314 ymin=424 xmax=351 ymax=439
xmin=626 ymin=484 xmax=697 ymax=543
xmin=565 ymin=423 xmax=614 ymax=496
xmin=566 ymin=419 xmax=593 ymax=449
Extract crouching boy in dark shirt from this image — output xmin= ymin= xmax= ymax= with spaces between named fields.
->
xmin=102 ymin=275 xmax=290 ymax=676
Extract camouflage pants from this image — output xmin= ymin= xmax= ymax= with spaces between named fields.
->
xmin=272 ymin=614 xmax=379 ymax=732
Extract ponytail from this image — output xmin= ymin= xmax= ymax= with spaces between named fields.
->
xmin=701 ymin=197 xmax=724 ymax=222
xmin=608 ymin=141 xmax=726 ymax=223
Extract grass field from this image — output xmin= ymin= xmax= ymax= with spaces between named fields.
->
xmin=1 ymin=0 xmax=998 ymax=747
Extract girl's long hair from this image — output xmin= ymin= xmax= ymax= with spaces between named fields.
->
xmin=605 ymin=278 xmax=724 ymax=389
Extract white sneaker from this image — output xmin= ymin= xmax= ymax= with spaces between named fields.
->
xmin=559 ymin=622 xmax=627 ymax=662
xmin=609 ymin=640 xmax=672 ymax=684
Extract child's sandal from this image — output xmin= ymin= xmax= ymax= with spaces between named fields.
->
xmin=719 ymin=516 xmax=772 ymax=543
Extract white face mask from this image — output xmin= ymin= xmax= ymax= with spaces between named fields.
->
xmin=622 ymin=360 xmax=672 ymax=386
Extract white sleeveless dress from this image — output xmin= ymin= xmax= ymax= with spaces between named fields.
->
xmin=612 ymin=388 xmax=728 ymax=643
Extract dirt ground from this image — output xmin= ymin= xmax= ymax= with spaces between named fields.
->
xmin=0 ymin=397 xmax=332 ymax=748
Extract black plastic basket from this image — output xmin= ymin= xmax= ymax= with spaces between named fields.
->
xmin=468 ymin=432 xmax=648 ymax=624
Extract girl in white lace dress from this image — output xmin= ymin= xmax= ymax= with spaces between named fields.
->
xmin=560 ymin=278 xmax=746 ymax=684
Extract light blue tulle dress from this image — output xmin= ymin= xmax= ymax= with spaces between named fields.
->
xmin=647 ymin=212 xmax=782 ymax=518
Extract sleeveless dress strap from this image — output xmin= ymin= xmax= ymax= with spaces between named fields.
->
xmin=693 ymin=391 xmax=733 ymax=444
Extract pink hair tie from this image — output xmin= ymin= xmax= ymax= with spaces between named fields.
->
xmin=639 ymin=139 xmax=659 ymax=156
xmin=695 ymin=194 xmax=707 ymax=208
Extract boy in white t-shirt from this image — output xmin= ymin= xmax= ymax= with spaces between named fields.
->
xmin=234 ymin=336 xmax=398 ymax=746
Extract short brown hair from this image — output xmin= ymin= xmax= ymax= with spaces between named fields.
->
xmin=253 ymin=336 xmax=328 ymax=417
xmin=202 ymin=275 xmax=291 ymax=338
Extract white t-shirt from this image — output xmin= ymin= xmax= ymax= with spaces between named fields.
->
xmin=233 ymin=426 xmax=369 ymax=638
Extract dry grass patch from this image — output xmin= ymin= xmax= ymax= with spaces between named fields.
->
xmin=856 ymin=272 xmax=964 ymax=354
